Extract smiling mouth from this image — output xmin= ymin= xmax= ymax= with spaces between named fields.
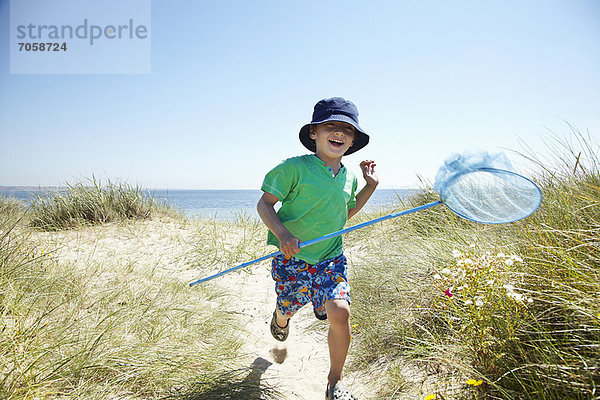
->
xmin=329 ymin=139 xmax=344 ymax=147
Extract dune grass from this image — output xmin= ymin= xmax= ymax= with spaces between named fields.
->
xmin=0 ymin=197 xmax=25 ymax=221
xmin=0 ymin=190 xmax=279 ymax=399
xmin=347 ymin=130 xmax=599 ymax=399
xmin=28 ymin=178 xmax=178 ymax=231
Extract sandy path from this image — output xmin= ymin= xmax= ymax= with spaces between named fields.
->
xmin=31 ymin=217 xmax=370 ymax=399
xmin=202 ymin=261 xmax=369 ymax=400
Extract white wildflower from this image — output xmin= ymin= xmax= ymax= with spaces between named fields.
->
xmin=503 ymin=283 xmax=530 ymax=303
xmin=510 ymin=255 xmax=523 ymax=263
xmin=497 ymin=252 xmax=506 ymax=258
xmin=507 ymin=292 xmax=524 ymax=302
xmin=475 ymin=297 xmax=484 ymax=307
xmin=442 ymin=268 xmax=452 ymax=275
xmin=503 ymin=284 xmax=516 ymax=292
xmin=433 ymin=274 xmax=442 ymax=280
xmin=452 ymin=249 xmax=462 ymax=258
xmin=469 ymin=243 xmax=476 ymax=248
xmin=464 ymin=299 xmax=473 ymax=306
xmin=504 ymin=258 xmax=514 ymax=267
xmin=486 ymin=279 xmax=495 ymax=285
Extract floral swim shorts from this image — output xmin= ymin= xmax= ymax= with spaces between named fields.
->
xmin=271 ymin=253 xmax=350 ymax=320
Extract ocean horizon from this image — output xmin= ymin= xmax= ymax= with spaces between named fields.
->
xmin=0 ymin=188 xmax=419 ymax=221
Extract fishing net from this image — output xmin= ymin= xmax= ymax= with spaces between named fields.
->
xmin=190 ymin=151 xmax=543 ymax=285
xmin=434 ymin=151 xmax=542 ymax=224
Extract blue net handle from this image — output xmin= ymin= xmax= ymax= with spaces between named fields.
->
xmin=189 ymin=200 xmax=442 ymax=286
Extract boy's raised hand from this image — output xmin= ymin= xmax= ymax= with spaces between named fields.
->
xmin=360 ymin=160 xmax=379 ymax=187
xmin=348 ymin=160 xmax=379 ymax=219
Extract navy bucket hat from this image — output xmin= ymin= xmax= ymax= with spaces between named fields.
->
xmin=299 ymin=97 xmax=369 ymax=155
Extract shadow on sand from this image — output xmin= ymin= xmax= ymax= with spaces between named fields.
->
xmin=165 ymin=357 xmax=282 ymax=400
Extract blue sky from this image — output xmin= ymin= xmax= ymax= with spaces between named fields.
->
xmin=1 ymin=1 xmax=599 ymax=189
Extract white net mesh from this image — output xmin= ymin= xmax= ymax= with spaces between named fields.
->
xmin=433 ymin=151 xmax=542 ymax=224
xmin=440 ymin=168 xmax=542 ymax=223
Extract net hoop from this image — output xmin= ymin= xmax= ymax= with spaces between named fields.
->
xmin=439 ymin=167 xmax=543 ymax=224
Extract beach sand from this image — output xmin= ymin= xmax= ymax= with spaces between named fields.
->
xmin=30 ymin=216 xmax=376 ymax=399
xmin=183 ymin=253 xmax=371 ymax=400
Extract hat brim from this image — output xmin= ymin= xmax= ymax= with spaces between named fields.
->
xmin=299 ymin=115 xmax=369 ymax=155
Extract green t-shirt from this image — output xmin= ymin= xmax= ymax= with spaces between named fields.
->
xmin=261 ymin=154 xmax=358 ymax=264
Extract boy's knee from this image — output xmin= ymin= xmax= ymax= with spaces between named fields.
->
xmin=325 ymin=299 xmax=350 ymax=324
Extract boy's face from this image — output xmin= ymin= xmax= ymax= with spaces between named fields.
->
xmin=309 ymin=121 xmax=355 ymax=160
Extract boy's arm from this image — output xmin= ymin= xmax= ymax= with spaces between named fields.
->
xmin=348 ymin=160 xmax=379 ymax=219
xmin=257 ymin=191 xmax=300 ymax=258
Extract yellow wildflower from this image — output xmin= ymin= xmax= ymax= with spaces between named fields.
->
xmin=466 ymin=378 xmax=484 ymax=386
xmin=425 ymin=395 xmax=436 ymax=400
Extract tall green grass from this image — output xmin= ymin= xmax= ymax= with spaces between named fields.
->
xmin=28 ymin=178 xmax=177 ymax=230
xmin=348 ymin=130 xmax=599 ymax=399
xmin=0 ymin=197 xmax=25 ymax=221
xmin=0 ymin=192 xmax=278 ymax=399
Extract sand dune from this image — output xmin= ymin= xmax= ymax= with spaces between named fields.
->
xmin=30 ymin=216 xmax=372 ymax=399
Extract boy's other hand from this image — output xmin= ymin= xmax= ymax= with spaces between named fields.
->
xmin=360 ymin=160 xmax=379 ymax=187
xmin=279 ymin=232 xmax=301 ymax=259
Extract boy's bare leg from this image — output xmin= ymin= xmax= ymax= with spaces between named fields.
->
xmin=275 ymin=307 xmax=290 ymax=328
xmin=325 ymin=299 xmax=351 ymax=385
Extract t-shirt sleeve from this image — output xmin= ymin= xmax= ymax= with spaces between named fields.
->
xmin=347 ymin=173 xmax=358 ymax=210
xmin=261 ymin=158 xmax=295 ymax=201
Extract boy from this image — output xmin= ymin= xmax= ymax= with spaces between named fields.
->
xmin=257 ymin=97 xmax=378 ymax=399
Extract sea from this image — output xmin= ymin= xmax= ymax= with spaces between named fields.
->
xmin=0 ymin=188 xmax=418 ymax=221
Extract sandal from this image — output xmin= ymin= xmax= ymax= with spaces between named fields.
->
xmin=270 ymin=310 xmax=289 ymax=342
xmin=326 ymin=381 xmax=358 ymax=400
